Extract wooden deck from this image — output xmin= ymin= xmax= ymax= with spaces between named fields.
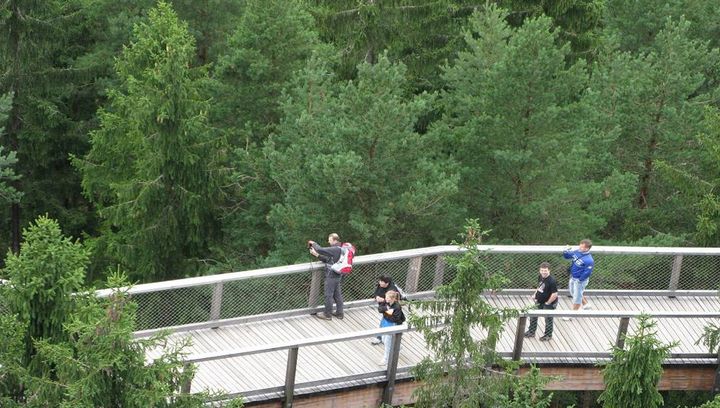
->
xmin=146 ymin=294 xmax=720 ymax=401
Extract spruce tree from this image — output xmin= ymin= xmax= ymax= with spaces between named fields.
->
xmin=77 ymin=2 xmax=228 ymax=282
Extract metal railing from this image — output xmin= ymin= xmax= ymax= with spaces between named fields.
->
xmin=90 ymin=245 xmax=720 ymax=331
xmin=179 ymin=309 xmax=720 ymax=406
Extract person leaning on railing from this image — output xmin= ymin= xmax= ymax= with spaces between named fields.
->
xmin=308 ymin=233 xmax=344 ymax=321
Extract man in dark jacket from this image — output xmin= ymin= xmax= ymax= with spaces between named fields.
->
xmin=524 ymin=262 xmax=558 ymax=341
xmin=309 ymin=233 xmax=343 ymax=320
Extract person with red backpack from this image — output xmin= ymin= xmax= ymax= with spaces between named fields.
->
xmin=308 ymin=233 xmax=345 ymax=321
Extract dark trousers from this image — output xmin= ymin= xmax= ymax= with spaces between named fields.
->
xmin=323 ymin=274 xmax=344 ymax=317
xmin=527 ymin=302 xmax=556 ymax=336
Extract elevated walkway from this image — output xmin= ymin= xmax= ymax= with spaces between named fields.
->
xmin=117 ymin=245 xmax=720 ymax=406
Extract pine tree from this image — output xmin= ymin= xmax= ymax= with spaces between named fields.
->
xmin=76 ymin=2 xmax=229 ymax=282
xmin=0 ymin=93 xmax=21 ymax=204
xmin=598 ymin=314 xmax=676 ymax=408
xmin=265 ymin=53 xmax=461 ymax=261
xmin=591 ymin=18 xmax=720 ymax=240
xmin=1 ymin=215 xmax=88 ymax=402
xmin=433 ymin=5 xmax=635 ymax=243
xmin=410 ymin=220 xmax=533 ymax=407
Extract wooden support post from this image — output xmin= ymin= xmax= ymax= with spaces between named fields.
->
xmin=209 ymin=282 xmax=224 ymax=325
xmin=308 ymin=268 xmax=323 ymax=308
xmin=382 ymin=332 xmax=403 ymax=405
xmin=512 ymin=316 xmax=528 ymax=361
xmin=616 ymin=317 xmax=630 ymax=349
xmin=181 ymin=362 xmax=192 ymax=394
xmin=405 ymin=257 xmax=422 ymax=294
xmin=668 ymin=254 xmax=683 ymax=296
xmin=283 ymin=347 xmax=299 ymax=408
xmin=432 ymin=256 xmax=446 ymax=289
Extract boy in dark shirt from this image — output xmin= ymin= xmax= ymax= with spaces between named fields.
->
xmin=371 ymin=275 xmax=400 ymax=344
xmin=524 ymin=262 xmax=558 ymax=341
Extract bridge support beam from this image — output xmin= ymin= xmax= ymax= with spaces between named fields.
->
xmin=181 ymin=362 xmax=192 ymax=394
xmin=382 ymin=332 xmax=403 ymax=405
xmin=512 ymin=316 xmax=528 ymax=361
xmin=210 ymin=282 xmax=224 ymax=328
xmin=283 ymin=347 xmax=299 ymax=408
xmin=405 ymin=257 xmax=422 ymax=294
xmin=616 ymin=317 xmax=630 ymax=349
xmin=432 ymin=256 xmax=446 ymax=289
xmin=308 ymin=269 xmax=323 ymax=308
xmin=668 ymin=254 xmax=683 ymax=296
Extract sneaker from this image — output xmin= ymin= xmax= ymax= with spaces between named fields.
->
xmin=371 ymin=337 xmax=382 ymax=345
xmin=561 ymin=316 xmax=571 ymax=321
xmin=582 ymin=303 xmax=592 ymax=310
xmin=540 ymin=335 xmax=552 ymax=341
xmin=378 ymin=359 xmax=387 ymax=366
xmin=332 ymin=313 xmax=344 ymax=320
xmin=523 ymin=331 xmax=535 ymax=338
xmin=313 ymin=313 xmax=332 ymax=321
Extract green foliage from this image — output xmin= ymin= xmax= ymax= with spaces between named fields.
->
xmin=26 ymin=272 xmax=226 ymax=407
xmin=77 ymin=2 xmax=229 ymax=282
xmin=496 ymin=365 xmax=553 ymax=408
xmin=0 ymin=92 xmax=21 ymax=204
xmin=696 ymin=395 xmax=720 ymax=408
xmin=266 ymin=52 xmax=461 ymax=261
xmin=2 ymin=216 xmax=89 ymax=376
xmin=433 ymin=5 xmax=635 ymax=244
xmin=598 ymin=314 xmax=677 ymax=408
xmin=409 ymin=220 xmax=521 ymax=407
xmin=590 ymin=17 xmax=720 ymax=241
xmin=214 ymin=0 xmax=329 ymax=145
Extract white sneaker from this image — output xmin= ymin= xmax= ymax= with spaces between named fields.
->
xmin=370 ymin=337 xmax=382 ymax=345
xmin=561 ymin=316 xmax=572 ymax=321
xmin=378 ymin=359 xmax=387 ymax=366
xmin=582 ymin=303 xmax=592 ymax=310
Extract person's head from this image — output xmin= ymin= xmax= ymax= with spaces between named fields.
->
xmin=385 ymin=290 xmax=398 ymax=304
xmin=328 ymin=233 xmax=340 ymax=245
xmin=378 ymin=275 xmax=392 ymax=288
xmin=579 ymin=239 xmax=592 ymax=252
xmin=539 ymin=262 xmax=551 ymax=278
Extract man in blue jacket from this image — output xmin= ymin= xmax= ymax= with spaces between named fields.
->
xmin=563 ymin=239 xmax=594 ymax=315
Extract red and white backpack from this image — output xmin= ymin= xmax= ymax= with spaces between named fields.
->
xmin=331 ymin=243 xmax=355 ymax=275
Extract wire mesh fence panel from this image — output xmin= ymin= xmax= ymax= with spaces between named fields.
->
xmin=127 ymin=248 xmax=720 ymax=331
xmin=220 ymin=272 xmax=314 ymax=318
xmin=679 ymin=255 xmax=720 ymax=290
xmin=133 ymin=286 xmax=214 ymax=331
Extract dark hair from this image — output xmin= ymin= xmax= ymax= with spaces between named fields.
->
xmin=580 ymin=239 xmax=593 ymax=249
xmin=378 ymin=275 xmax=392 ymax=284
xmin=539 ymin=262 xmax=551 ymax=270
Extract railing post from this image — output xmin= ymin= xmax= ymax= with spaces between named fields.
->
xmin=616 ymin=317 xmax=630 ymax=349
xmin=405 ymin=257 xmax=422 ymax=294
xmin=668 ymin=254 xmax=683 ymax=296
xmin=512 ymin=315 xmax=528 ymax=361
xmin=308 ymin=268 xmax=323 ymax=308
xmin=283 ymin=347 xmax=299 ymax=408
xmin=432 ymin=256 xmax=446 ymax=289
xmin=382 ymin=332 xmax=403 ymax=405
xmin=181 ymin=362 xmax=192 ymax=394
xmin=209 ymin=282 xmax=224 ymax=325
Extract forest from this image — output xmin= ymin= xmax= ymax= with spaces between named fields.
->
xmin=2 ymin=1 xmax=720 ymax=406
xmin=1 ymin=0 xmax=720 ymax=284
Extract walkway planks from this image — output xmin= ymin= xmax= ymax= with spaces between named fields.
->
xmin=144 ymin=294 xmax=720 ymax=399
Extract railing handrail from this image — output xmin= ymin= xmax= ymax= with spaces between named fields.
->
xmin=182 ymin=310 xmax=720 ymax=364
xmin=96 ymin=245 xmax=720 ymax=297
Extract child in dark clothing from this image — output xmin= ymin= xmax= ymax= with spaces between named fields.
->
xmin=372 ymin=275 xmax=401 ymax=344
